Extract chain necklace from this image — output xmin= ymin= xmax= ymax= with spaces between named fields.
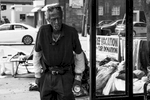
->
xmin=52 ymin=33 xmax=61 ymax=42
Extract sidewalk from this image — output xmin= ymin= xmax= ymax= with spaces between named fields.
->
xmin=0 ymin=75 xmax=40 ymax=100
xmin=0 ymin=75 xmax=89 ymax=100
xmin=0 ymin=34 xmax=89 ymax=100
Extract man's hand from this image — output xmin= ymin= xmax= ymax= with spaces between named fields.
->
xmin=73 ymin=74 xmax=82 ymax=93
xmin=73 ymin=79 xmax=82 ymax=92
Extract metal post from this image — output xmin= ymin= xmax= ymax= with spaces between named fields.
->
xmin=89 ymin=0 xmax=97 ymax=100
xmin=81 ymin=0 xmax=88 ymax=36
xmin=126 ymin=0 xmax=133 ymax=98
xmin=0 ymin=0 xmax=1 ymax=23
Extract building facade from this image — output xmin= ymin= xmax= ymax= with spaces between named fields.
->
xmin=98 ymin=0 xmax=126 ymax=21
xmin=97 ymin=0 xmax=145 ymax=21
xmin=32 ymin=0 xmax=84 ymax=32
xmin=32 ymin=0 xmax=145 ymax=31
xmin=10 ymin=5 xmax=34 ymax=27
xmin=0 ymin=0 xmax=34 ymax=26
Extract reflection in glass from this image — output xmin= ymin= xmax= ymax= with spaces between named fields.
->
xmin=95 ymin=0 xmax=150 ymax=97
xmin=95 ymin=0 xmax=126 ymax=96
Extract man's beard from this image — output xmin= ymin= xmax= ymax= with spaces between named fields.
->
xmin=53 ymin=24 xmax=61 ymax=31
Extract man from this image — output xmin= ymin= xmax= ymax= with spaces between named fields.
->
xmin=33 ymin=3 xmax=85 ymax=100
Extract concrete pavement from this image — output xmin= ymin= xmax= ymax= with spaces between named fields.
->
xmin=0 ymin=33 xmax=89 ymax=100
xmin=0 ymin=76 xmax=40 ymax=100
xmin=0 ymin=75 xmax=89 ymax=100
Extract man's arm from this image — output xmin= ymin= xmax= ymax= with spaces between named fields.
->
xmin=33 ymin=50 xmax=42 ymax=78
xmin=74 ymin=52 xmax=85 ymax=81
xmin=72 ymin=51 xmax=85 ymax=92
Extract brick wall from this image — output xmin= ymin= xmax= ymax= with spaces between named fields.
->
xmin=98 ymin=0 xmax=126 ymax=21
xmin=65 ymin=3 xmax=83 ymax=32
xmin=133 ymin=0 xmax=143 ymax=10
xmin=58 ymin=0 xmax=83 ymax=33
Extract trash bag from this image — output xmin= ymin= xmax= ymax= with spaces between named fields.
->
xmin=99 ymin=57 xmax=117 ymax=66
xmin=29 ymin=83 xmax=39 ymax=91
xmin=96 ymin=66 xmax=116 ymax=92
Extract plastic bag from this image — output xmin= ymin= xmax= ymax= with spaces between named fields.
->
xmin=96 ymin=66 xmax=116 ymax=91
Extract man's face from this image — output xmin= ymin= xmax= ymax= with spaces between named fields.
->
xmin=49 ymin=9 xmax=62 ymax=31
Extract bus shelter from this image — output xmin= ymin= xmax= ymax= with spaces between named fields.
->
xmin=88 ymin=0 xmax=150 ymax=100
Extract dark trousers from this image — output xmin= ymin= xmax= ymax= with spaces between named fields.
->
xmin=38 ymin=70 xmax=75 ymax=100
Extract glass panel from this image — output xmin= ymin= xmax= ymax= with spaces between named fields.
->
xmin=133 ymin=0 xmax=149 ymax=96
xmin=96 ymin=0 xmax=126 ymax=96
xmin=0 ymin=25 xmax=11 ymax=31
xmin=14 ymin=25 xmax=27 ymax=30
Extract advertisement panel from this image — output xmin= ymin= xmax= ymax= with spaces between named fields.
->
xmin=96 ymin=36 xmax=119 ymax=61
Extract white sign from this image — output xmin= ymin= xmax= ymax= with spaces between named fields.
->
xmin=69 ymin=0 xmax=83 ymax=8
xmin=96 ymin=36 xmax=119 ymax=61
xmin=15 ymin=7 xmax=22 ymax=12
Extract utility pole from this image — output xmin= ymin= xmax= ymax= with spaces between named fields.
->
xmin=81 ymin=0 xmax=89 ymax=36
xmin=0 ymin=0 xmax=1 ymax=23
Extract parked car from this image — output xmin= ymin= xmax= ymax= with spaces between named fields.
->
xmin=98 ymin=20 xmax=113 ymax=27
xmin=115 ymin=21 xmax=147 ymax=36
xmin=96 ymin=20 xmax=113 ymax=35
xmin=100 ymin=19 xmax=125 ymax=35
xmin=115 ymin=24 xmax=125 ymax=35
xmin=0 ymin=23 xmax=38 ymax=45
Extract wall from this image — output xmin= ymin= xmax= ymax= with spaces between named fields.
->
xmin=59 ymin=0 xmax=84 ymax=33
xmin=13 ymin=5 xmax=33 ymax=23
xmin=65 ymin=3 xmax=83 ymax=32
xmin=0 ymin=4 xmax=34 ymax=27
xmin=1 ymin=4 xmax=15 ymax=23
xmin=98 ymin=0 xmax=126 ymax=21
xmin=26 ymin=16 xmax=34 ymax=27
xmin=9 ymin=5 xmax=34 ymax=27
xmin=133 ymin=0 xmax=143 ymax=10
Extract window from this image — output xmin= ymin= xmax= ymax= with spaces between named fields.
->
xmin=112 ymin=6 xmax=120 ymax=15
xmin=134 ymin=23 xmax=140 ymax=27
xmin=13 ymin=25 xmax=27 ymax=30
xmin=0 ymin=25 xmax=11 ymax=31
xmin=133 ymin=23 xmax=146 ymax=28
xmin=1 ymin=5 xmax=6 ymax=10
xmin=98 ymin=6 xmax=103 ymax=15
xmin=140 ymin=23 xmax=146 ymax=27
xmin=94 ymin=0 xmax=137 ymax=99
xmin=20 ymin=14 xmax=26 ymax=22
